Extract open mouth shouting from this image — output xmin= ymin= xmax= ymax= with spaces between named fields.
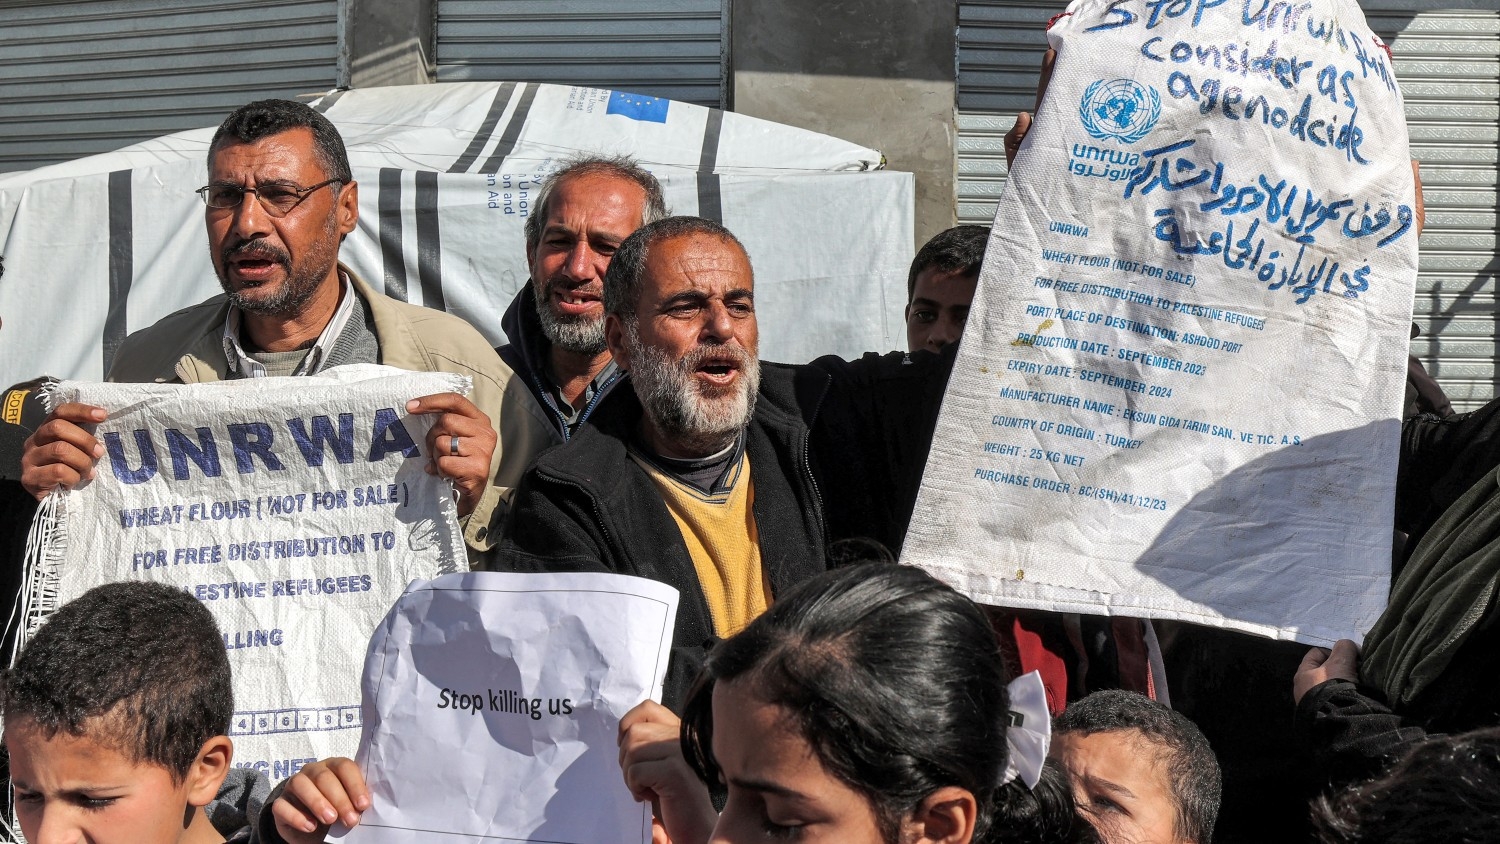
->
xmin=688 ymin=345 xmax=751 ymax=394
xmin=223 ymin=240 xmax=291 ymax=286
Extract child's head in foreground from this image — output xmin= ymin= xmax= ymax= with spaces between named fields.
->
xmin=680 ymin=562 xmax=1092 ymax=844
xmin=2 ymin=581 xmax=234 ymax=844
xmin=1051 ymin=690 xmax=1220 ymax=844
xmin=1311 ymin=725 xmax=1500 ymax=844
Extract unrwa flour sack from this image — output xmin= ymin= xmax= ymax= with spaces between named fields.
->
xmin=19 ymin=365 xmax=467 ymax=771
xmin=904 ymin=0 xmax=1417 ymax=646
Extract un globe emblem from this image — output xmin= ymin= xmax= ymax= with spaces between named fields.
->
xmin=1079 ymin=79 xmax=1161 ymax=144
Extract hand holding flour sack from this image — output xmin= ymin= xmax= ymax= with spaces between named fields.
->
xmin=904 ymin=0 xmax=1418 ymax=646
xmin=18 ymin=365 xmax=470 ymax=772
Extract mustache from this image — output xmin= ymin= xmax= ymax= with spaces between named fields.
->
xmin=541 ymin=276 xmax=601 ymax=297
xmin=222 ymin=239 xmax=291 ymax=267
xmin=681 ymin=342 xmax=752 ymax=371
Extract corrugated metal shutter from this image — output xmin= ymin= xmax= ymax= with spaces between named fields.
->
xmin=958 ymin=2 xmax=1500 ymax=411
xmin=955 ymin=0 xmax=1066 ymax=227
xmin=436 ymin=0 xmax=726 ymax=107
xmin=1368 ymin=4 xmax=1499 ymax=411
xmin=0 ymin=0 xmax=339 ymax=174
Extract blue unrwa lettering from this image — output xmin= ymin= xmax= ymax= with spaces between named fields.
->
xmin=229 ymin=423 xmax=284 ymax=474
xmin=288 ymin=413 xmax=357 ymax=466
xmin=103 ymin=430 xmax=158 ymax=484
xmin=369 ymin=408 xmax=421 ymax=461
xmin=164 ymin=427 xmax=222 ymax=480
xmin=273 ymin=758 xmax=316 ymax=780
xmin=105 ymin=408 xmax=421 ymax=485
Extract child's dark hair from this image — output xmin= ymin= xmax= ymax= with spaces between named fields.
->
xmin=907 ymin=224 xmax=990 ymax=301
xmin=1311 ymin=726 xmax=1500 ymax=844
xmin=1055 ymin=689 xmax=1221 ymax=843
xmin=680 ymin=563 xmax=1091 ymax=844
xmin=1 ymin=581 xmax=232 ymax=781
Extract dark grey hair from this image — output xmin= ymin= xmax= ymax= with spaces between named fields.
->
xmin=210 ymin=99 xmax=352 ymax=184
xmin=523 ymin=155 xmax=668 ymax=249
xmin=603 ymin=216 xmax=749 ymax=319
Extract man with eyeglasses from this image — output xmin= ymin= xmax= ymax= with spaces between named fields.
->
xmin=19 ymin=99 xmax=548 ymax=556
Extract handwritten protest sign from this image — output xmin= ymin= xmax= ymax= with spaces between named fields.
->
xmin=904 ymin=0 xmax=1418 ymax=646
xmin=332 ymin=571 xmax=679 ymax=844
xmin=19 ymin=365 xmax=467 ymax=774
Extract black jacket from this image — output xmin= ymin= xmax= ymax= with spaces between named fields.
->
xmin=1294 ymin=678 xmax=1436 ymax=788
xmin=1294 ymin=400 xmax=1500 ymax=788
xmin=1396 ymin=396 xmax=1500 ymax=567
xmin=496 ymin=284 xmax=626 ymax=442
xmin=494 ymin=348 xmax=953 ymax=709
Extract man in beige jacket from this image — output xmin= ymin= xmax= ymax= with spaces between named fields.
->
xmin=20 ymin=99 xmax=548 ymax=555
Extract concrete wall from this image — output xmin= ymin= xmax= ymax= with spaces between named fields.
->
xmin=344 ymin=0 xmax=436 ymax=88
xmin=730 ymin=0 xmax=957 ymax=250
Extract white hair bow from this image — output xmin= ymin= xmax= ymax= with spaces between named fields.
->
xmin=1000 ymin=670 xmax=1051 ymax=790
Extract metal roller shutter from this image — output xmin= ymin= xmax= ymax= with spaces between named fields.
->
xmin=958 ymin=2 xmax=1500 ymax=411
xmin=956 ymin=0 xmax=1066 ymax=227
xmin=1368 ymin=4 xmax=1499 ymax=411
xmin=436 ymin=0 xmax=727 ymax=107
xmin=0 ymin=0 xmax=339 ymax=174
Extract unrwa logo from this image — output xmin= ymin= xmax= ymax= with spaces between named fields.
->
xmin=1079 ymin=79 xmax=1161 ymax=144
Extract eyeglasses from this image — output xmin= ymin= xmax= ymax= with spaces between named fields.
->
xmin=195 ymin=179 xmax=340 ymax=217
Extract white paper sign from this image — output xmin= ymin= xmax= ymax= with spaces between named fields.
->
xmin=21 ymin=365 xmax=467 ymax=776
xmin=904 ymin=0 xmax=1417 ymax=647
xmin=333 ymin=571 xmax=679 ymax=844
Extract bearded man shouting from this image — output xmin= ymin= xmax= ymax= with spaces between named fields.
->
xmin=495 ymin=217 xmax=955 ymax=708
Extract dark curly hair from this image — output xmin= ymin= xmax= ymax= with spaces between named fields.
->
xmin=210 ymin=98 xmax=352 ymax=184
xmin=908 ymin=225 xmax=990 ymax=301
xmin=2 ymin=581 xmax=232 ymax=781
xmin=1312 ymin=726 xmax=1500 ymax=843
xmin=1055 ymin=690 xmax=1221 ymax=843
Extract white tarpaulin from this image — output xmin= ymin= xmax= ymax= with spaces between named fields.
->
xmin=0 ymin=82 xmax=913 ymax=388
xmin=20 ymin=365 xmax=466 ymax=774
xmin=333 ymin=571 xmax=678 ymax=844
xmin=904 ymin=0 xmax=1417 ymax=647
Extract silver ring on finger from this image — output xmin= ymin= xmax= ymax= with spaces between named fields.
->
xmin=449 ymin=435 xmax=461 ymax=457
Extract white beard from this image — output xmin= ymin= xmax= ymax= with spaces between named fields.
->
xmin=625 ymin=322 xmax=759 ymax=455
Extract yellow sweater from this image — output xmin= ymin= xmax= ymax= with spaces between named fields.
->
xmin=632 ymin=451 xmax=770 ymax=638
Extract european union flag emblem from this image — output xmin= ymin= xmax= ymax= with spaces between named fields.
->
xmin=607 ymin=91 xmax=670 ymax=123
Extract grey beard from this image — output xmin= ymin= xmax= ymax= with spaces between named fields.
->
xmin=225 ymin=270 xmax=322 ymax=317
xmin=625 ymin=323 xmax=759 ymax=456
xmin=536 ymin=304 xmax=609 ymax=355
xmin=219 ymin=225 xmax=336 ymax=317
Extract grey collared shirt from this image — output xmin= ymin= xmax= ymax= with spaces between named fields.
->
xmin=222 ymin=273 xmax=358 ymax=378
